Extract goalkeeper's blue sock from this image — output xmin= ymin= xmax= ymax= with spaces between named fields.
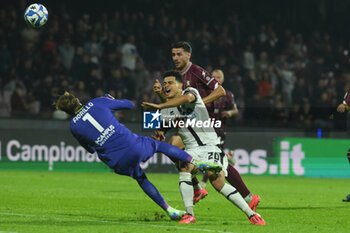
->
xmin=136 ymin=173 xmax=169 ymax=210
xmin=155 ymin=140 xmax=192 ymax=163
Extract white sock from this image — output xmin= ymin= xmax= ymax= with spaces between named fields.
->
xmin=179 ymin=172 xmax=194 ymax=216
xmin=220 ymin=183 xmax=254 ymax=217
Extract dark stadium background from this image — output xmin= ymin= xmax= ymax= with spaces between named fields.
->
xmin=0 ymin=0 xmax=349 ymax=131
xmin=1 ymin=2 xmax=350 ymax=232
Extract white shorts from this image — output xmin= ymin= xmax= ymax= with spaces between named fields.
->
xmin=185 ymin=145 xmax=228 ymax=176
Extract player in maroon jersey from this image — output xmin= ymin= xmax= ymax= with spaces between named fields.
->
xmin=198 ymin=69 xmax=260 ymax=209
xmin=200 ymin=69 xmax=238 ymax=185
xmin=336 ymin=88 xmax=350 ymax=202
xmin=153 ymin=42 xmax=260 ymax=218
xmin=210 ymin=69 xmax=239 ymax=147
xmin=154 ymin=41 xmax=225 ymax=150
xmin=155 ymin=41 xmax=226 ymax=108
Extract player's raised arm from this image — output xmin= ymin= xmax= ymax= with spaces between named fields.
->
xmin=162 ymin=92 xmax=195 ymax=109
xmin=101 ymin=94 xmax=135 ymax=110
xmin=153 ymin=79 xmax=168 ymax=103
xmin=191 ymin=66 xmax=226 ymax=104
xmin=222 ymin=106 xmax=239 ymax=118
xmin=202 ymin=85 xmax=226 ymax=104
xmin=143 ymin=71 xmax=196 ymax=110
xmin=222 ymin=92 xmax=238 ymax=118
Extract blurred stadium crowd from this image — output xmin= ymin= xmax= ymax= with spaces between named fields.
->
xmin=0 ymin=0 xmax=349 ymax=129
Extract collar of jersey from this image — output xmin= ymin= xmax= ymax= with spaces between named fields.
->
xmin=75 ymin=105 xmax=85 ymax=114
xmin=181 ymin=62 xmax=192 ymax=75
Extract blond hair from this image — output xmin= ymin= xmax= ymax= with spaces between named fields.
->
xmin=55 ymin=91 xmax=80 ymax=115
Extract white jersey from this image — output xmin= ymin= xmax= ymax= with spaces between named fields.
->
xmin=161 ymin=87 xmax=220 ymax=149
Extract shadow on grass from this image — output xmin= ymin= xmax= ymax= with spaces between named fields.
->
xmin=55 ymin=211 xmax=168 ymax=222
xmin=1 ymin=211 xmax=174 ymax=227
xmin=2 ymin=216 xmax=171 ymax=227
xmin=55 ymin=212 xmax=168 ymax=222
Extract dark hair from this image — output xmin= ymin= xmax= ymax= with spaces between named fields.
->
xmin=162 ymin=70 xmax=183 ymax=83
xmin=171 ymin=41 xmax=192 ymax=53
xmin=55 ymin=91 xmax=80 ymax=115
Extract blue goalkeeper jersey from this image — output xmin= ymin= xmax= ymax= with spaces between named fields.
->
xmin=70 ymin=94 xmax=139 ymax=168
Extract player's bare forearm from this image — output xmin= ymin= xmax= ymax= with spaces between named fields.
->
xmin=223 ymin=107 xmax=239 ymax=118
xmin=203 ymin=85 xmax=226 ymax=104
xmin=159 ymin=94 xmax=194 ymax=109
xmin=230 ymin=107 xmax=239 ymax=116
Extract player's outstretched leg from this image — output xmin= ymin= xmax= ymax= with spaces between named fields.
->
xmin=167 ymin=207 xmax=187 ymax=220
xmin=190 ymin=176 xmax=208 ymax=205
xmin=178 ymin=171 xmax=196 ymax=224
xmin=155 ymin=141 xmax=222 ymax=173
xmin=192 ymin=160 xmax=222 ymax=173
xmin=200 ymin=172 xmax=209 ymax=188
xmin=249 ymin=213 xmax=265 ymax=225
xmin=226 ymin=164 xmax=260 ymax=211
xmin=135 ymin=171 xmax=186 ymax=220
xmin=248 ymin=194 xmax=261 ymax=212
xmin=209 ymin=171 xmax=265 ymax=226
xmin=168 ymin=135 xmax=210 ymax=205
xmin=179 ymin=214 xmax=196 ymax=223
xmin=193 ymin=187 xmax=208 ymax=205
xmin=155 ymin=140 xmax=193 ymax=163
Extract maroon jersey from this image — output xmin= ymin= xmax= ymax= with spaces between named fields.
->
xmin=212 ymin=90 xmax=236 ymax=135
xmin=181 ymin=63 xmax=220 ymax=114
xmin=343 ymin=89 xmax=350 ymax=106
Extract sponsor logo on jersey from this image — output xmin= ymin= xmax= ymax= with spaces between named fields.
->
xmin=95 ymin=125 xmax=115 ymax=146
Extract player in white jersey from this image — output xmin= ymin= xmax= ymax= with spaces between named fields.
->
xmin=161 ymin=88 xmax=221 ymax=148
xmin=142 ymin=70 xmax=265 ymax=225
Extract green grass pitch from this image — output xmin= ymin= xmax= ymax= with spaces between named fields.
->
xmin=0 ymin=170 xmax=349 ymax=233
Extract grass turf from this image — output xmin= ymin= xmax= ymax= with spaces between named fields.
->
xmin=0 ymin=170 xmax=349 ymax=233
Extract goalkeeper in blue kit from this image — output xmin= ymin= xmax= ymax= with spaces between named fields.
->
xmin=55 ymin=92 xmax=221 ymax=220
